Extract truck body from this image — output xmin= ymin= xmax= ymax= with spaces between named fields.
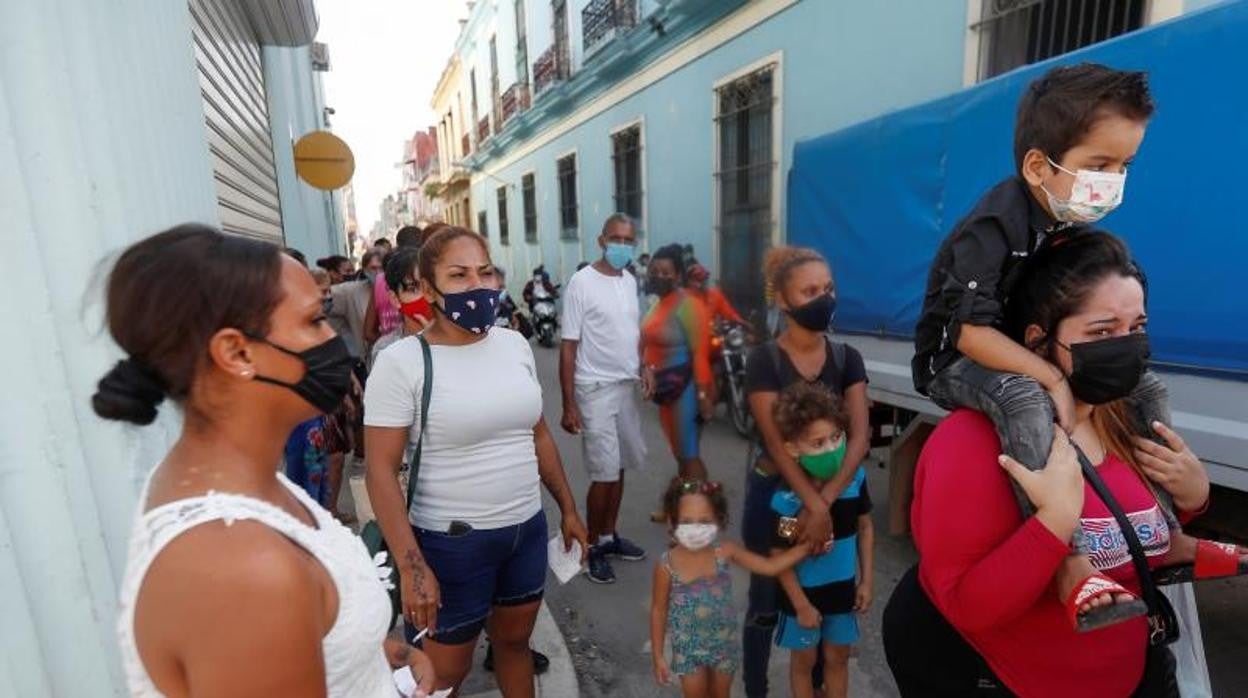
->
xmin=785 ymin=2 xmax=1248 ymax=531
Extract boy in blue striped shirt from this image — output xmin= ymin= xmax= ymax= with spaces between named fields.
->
xmin=770 ymin=383 xmax=875 ymax=698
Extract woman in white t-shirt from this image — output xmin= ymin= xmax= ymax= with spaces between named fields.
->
xmin=364 ymin=226 xmax=590 ymax=696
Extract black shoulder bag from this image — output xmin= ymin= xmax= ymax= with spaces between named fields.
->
xmin=360 ymin=335 xmax=432 ymax=621
xmin=1074 ymin=444 xmax=1179 ymax=648
xmin=1074 ymin=444 xmax=1181 ymax=698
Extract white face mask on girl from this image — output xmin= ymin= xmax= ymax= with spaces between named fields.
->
xmin=673 ymin=523 xmax=718 ymax=551
xmin=1040 ymin=157 xmax=1126 ymax=223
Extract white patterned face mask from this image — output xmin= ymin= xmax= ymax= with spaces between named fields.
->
xmin=673 ymin=523 xmax=718 ymax=551
xmin=1041 ymin=157 xmax=1127 ymax=223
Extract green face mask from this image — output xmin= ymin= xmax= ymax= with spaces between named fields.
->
xmin=798 ymin=438 xmax=847 ymax=480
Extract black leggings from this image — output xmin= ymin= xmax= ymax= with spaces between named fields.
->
xmin=882 ymin=565 xmax=1178 ymax=698
xmin=883 ymin=566 xmax=1011 ymax=696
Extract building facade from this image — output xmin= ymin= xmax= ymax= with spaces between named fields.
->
xmin=403 ymin=128 xmax=442 ymax=225
xmin=430 ymin=54 xmax=475 ymax=227
xmin=1 ymin=1 xmax=339 ymax=693
xmin=429 ymin=0 xmax=1222 ymax=314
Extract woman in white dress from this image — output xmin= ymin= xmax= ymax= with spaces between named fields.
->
xmin=98 ymin=224 xmax=433 ymax=697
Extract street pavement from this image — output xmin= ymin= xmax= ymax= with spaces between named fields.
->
xmin=364 ymin=339 xmax=1247 ymax=697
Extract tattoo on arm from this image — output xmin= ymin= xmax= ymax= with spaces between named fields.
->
xmin=405 ymin=548 xmax=429 ymax=600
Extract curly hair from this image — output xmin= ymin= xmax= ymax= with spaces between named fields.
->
xmin=763 ymin=246 xmax=827 ymax=304
xmin=773 ymin=382 xmax=848 ymax=443
xmin=661 ymin=477 xmax=729 ymax=527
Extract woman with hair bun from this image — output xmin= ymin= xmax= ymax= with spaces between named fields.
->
xmin=99 ymin=224 xmax=434 ymax=697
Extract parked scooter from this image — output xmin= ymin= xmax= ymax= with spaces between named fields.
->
xmin=711 ymin=320 xmax=752 ymax=437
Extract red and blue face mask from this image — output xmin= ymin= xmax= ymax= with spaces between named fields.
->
xmin=398 ymin=296 xmax=432 ymax=323
xmin=432 ymin=286 xmax=500 ymax=334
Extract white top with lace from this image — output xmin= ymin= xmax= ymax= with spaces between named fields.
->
xmin=117 ymin=471 xmax=394 ymax=697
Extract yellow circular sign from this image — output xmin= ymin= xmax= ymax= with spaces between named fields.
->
xmin=293 ymin=131 xmax=355 ymax=190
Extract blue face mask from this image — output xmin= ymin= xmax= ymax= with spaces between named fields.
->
xmin=604 ymin=242 xmax=635 ymax=271
xmin=433 ymin=285 xmax=500 ymax=335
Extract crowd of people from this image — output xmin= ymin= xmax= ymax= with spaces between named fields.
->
xmin=92 ymin=61 xmax=1247 ymax=698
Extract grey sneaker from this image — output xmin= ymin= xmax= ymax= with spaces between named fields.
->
xmin=601 ymin=534 xmax=646 ymax=561
xmin=586 ymin=547 xmax=616 ymax=584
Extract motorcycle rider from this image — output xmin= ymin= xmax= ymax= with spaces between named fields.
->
xmin=523 ymin=265 xmax=559 ymax=308
xmin=685 ymin=264 xmax=747 ymax=327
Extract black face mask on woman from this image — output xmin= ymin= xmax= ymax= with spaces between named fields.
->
xmin=1057 ymin=333 xmax=1150 ymax=405
xmin=786 ymin=293 xmax=837 ymax=332
xmin=649 ymin=276 xmax=676 ymax=297
xmin=249 ymin=334 xmax=355 ymax=414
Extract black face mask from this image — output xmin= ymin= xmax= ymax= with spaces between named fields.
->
xmin=786 ymin=293 xmax=837 ymax=332
xmin=649 ymin=276 xmax=676 ymax=296
xmin=1057 ymin=333 xmax=1150 ymax=405
xmin=250 ymin=334 xmax=354 ymax=414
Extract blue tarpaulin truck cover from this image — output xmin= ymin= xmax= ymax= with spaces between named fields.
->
xmin=787 ymin=1 xmax=1248 ymax=378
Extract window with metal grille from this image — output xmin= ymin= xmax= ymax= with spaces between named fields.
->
xmin=974 ymin=0 xmax=1146 ymax=81
xmin=478 ymin=210 xmax=489 ymax=239
xmin=497 ymin=186 xmax=510 ymax=246
xmin=715 ymin=65 xmax=775 ymax=320
xmin=611 ymin=125 xmax=643 ymax=226
xmin=557 ymin=154 xmax=579 ymax=239
xmin=522 ymin=173 xmax=538 ymax=243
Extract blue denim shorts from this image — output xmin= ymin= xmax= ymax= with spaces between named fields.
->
xmin=406 ymin=510 xmax=548 ymax=645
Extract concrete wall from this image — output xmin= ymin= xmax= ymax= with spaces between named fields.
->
xmin=264 ymin=44 xmax=347 ymax=261
xmin=0 ymin=1 xmax=218 ymax=694
xmin=471 ymin=0 xmax=970 ymax=286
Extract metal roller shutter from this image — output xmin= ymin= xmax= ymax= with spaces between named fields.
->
xmin=189 ymin=0 xmax=284 ymax=242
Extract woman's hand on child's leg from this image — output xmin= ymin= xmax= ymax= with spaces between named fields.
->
xmin=1133 ymin=421 xmax=1209 ymax=511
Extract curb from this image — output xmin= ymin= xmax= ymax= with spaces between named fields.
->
xmin=462 ymin=601 xmax=578 ymax=697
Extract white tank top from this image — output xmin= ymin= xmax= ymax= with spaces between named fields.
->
xmin=117 ymin=471 xmax=395 ymax=697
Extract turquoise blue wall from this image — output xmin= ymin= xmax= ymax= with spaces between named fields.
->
xmin=264 ymin=45 xmax=347 ymax=261
xmin=473 ymin=0 xmax=969 ymax=287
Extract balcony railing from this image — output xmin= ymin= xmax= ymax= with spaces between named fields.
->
xmin=500 ymin=83 xmax=531 ymax=124
xmin=582 ymin=0 xmax=638 ymax=55
xmin=532 ymin=42 xmax=570 ymax=96
xmin=477 ymin=116 xmax=491 ymax=143
xmin=461 ymin=133 xmax=471 ymax=157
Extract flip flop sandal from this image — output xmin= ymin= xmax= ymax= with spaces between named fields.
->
xmin=1153 ymin=539 xmax=1248 ymax=586
xmin=1066 ymin=573 xmax=1149 ymax=633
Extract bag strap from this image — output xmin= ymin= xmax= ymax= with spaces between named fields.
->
xmin=765 ymin=340 xmax=787 ymax=387
xmin=827 ymin=338 xmax=846 ymax=390
xmin=1073 ymin=444 xmax=1163 ymax=618
xmin=404 ymin=336 xmax=433 ymax=504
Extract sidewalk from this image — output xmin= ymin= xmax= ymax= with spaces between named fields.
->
xmin=459 ymin=602 xmax=578 ymax=698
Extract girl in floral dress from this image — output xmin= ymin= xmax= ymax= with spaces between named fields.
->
xmin=650 ymin=478 xmax=809 ymax=698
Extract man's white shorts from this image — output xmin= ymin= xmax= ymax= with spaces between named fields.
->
xmin=575 ymin=380 xmax=646 ymax=483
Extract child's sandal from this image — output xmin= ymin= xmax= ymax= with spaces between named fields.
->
xmin=1066 ymin=573 xmax=1148 ymax=633
xmin=1153 ymin=539 xmax=1248 ymax=586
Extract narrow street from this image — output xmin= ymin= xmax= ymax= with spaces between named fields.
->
xmin=507 ymin=339 xmax=1245 ymax=697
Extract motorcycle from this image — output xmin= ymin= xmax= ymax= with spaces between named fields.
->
xmin=711 ymin=320 xmax=752 ymax=437
xmin=529 ymin=282 xmax=560 ymax=348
